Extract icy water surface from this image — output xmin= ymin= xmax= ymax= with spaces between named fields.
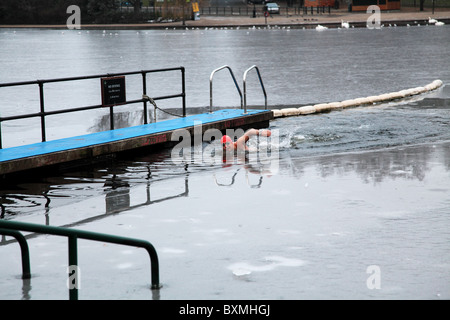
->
xmin=0 ymin=25 xmax=449 ymax=147
xmin=0 ymin=25 xmax=449 ymax=299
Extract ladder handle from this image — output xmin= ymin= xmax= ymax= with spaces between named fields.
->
xmin=243 ymin=65 xmax=267 ymax=114
xmin=209 ymin=65 xmax=243 ymax=113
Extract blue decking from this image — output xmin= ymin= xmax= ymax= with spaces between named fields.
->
xmin=0 ymin=109 xmax=272 ymax=173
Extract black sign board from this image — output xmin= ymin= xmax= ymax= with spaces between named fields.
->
xmin=101 ymin=76 xmax=126 ymax=107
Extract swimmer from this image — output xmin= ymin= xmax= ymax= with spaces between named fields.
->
xmin=221 ymin=128 xmax=271 ymax=152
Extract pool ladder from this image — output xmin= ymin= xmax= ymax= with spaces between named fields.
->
xmin=209 ymin=65 xmax=267 ymax=114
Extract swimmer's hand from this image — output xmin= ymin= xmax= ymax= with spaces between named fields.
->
xmin=259 ymin=129 xmax=271 ymax=137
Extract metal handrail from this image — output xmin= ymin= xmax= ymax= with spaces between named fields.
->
xmin=243 ymin=65 xmax=267 ymax=114
xmin=0 ymin=67 xmax=186 ymax=149
xmin=0 ymin=219 xmax=160 ymax=300
xmin=0 ymin=228 xmax=31 ymax=279
xmin=209 ymin=65 xmax=243 ymax=113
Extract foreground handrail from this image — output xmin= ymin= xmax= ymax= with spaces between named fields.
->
xmin=0 ymin=228 xmax=31 ymax=279
xmin=209 ymin=65 xmax=243 ymax=113
xmin=0 ymin=220 xmax=160 ymax=300
xmin=243 ymin=65 xmax=267 ymax=114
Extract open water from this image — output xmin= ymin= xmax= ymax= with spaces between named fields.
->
xmin=0 ymin=24 xmax=449 ymax=300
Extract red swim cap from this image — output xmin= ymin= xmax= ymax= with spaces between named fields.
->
xmin=220 ymin=135 xmax=233 ymax=144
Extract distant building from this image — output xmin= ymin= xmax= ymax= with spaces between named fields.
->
xmin=303 ymin=0 xmax=401 ymax=11
xmin=304 ymin=0 xmax=336 ymax=7
xmin=351 ymin=0 xmax=401 ymax=11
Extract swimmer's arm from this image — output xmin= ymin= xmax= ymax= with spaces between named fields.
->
xmin=236 ymin=129 xmax=271 ymax=151
xmin=236 ymin=129 xmax=260 ymax=150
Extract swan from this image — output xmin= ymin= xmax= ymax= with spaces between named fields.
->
xmin=428 ymin=17 xmax=438 ymax=24
xmin=435 ymin=21 xmax=445 ymax=26
xmin=316 ymin=24 xmax=328 ymax=31
xmin=341 ymin=20 xmax=350 ymax=29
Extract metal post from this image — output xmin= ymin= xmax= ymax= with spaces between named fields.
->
xmin=0 ymin=220 xmax=161 ymax=298
xmin=68 ymin=235 xmax=78 ymax=300
xmin=0 ymin=229 xmax=31 ymax=279
xmin=0 ymin=120 xmax=3 ymax=149
xmin=18 ymin=232 xmax=31 ymax=279
xmin=142 ymin=72 xmax=148 ymax=124
xmin=145 ymin=243 xmax=161 ymax=290
xmin=181 ymin=67 xmax=186 ymax=117
xmin=109 ymin=106 xmax=114 ymax=130
xmin=38 ymin=82 xmax=46 ymax=142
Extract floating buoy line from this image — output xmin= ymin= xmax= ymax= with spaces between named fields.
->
xmin=272 ymin=79 xmax=444 ymax=118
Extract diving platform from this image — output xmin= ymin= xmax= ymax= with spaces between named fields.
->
xmin=0 ymin=109 xmax=273 ymax=177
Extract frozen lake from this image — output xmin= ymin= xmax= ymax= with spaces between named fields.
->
xmin=0 ymin=24 xmax=449 ymax=299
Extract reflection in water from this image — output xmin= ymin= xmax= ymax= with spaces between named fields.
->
xmin=214 ymin=168 xmax=265 ymax=188
xmin=0 ymin=156 xmax=190 ymax=226
xmin=214 ymin=168 xmax=241 ymax=187
xmin=103 ymin=170 xmax=189 ymax=216
xmin=21 ymin=278 xmax=31 ymax=301
xmin=1 ymin=139 xmax=449 ymax=227
xmin=282 ymin=141 xmax=449 ymax=184
xmin=0 ymin=140 xmax=449 ymax=300
xmin=105 ymin=175 xmax=131 ymax=214
xmin=213 ymin=151 xmax=276 ymax=188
